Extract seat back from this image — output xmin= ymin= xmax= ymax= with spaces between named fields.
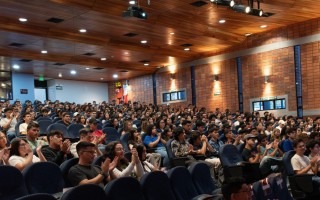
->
xmin=38 ymin=120 xmax=53 ymax=136
xmin=167 ymin=166 xmax=199 ymax=200
xmin=67 ymin=123 xmax=83 ymax=139
xmin=0 ymin=165 xmax=28 ymax=200
xmin=252 ymin=179 xmax=275 ymax=200
xmin=165 ymin=139 xmax=187 ymax=167
xmin=140 ymin=171 xmax=176 ymax=200
xmin=36 ymin=117 xmax=51 ymax=122
xmin=60 ymin=184 xmax=107 ymax=200
xmin=268 ymin=174 xmax=293 ymax=200
xmin=60 ymin=157 xmax=79 ymax=187
xmin=22 ymin=162 xmax=64 ymax=194
xmin=120 ymin=132 xmax=130 ymax=152
xmin=188 ymin=162 xmax=217 ymax=194
xmin=46 ymin=123 xmax=68 ymax=137
xmin=219 ymin=144 xmax=243 ymax=167
xmin=105 ymin=177 xmax=144 ymax=200
xmin=92 ymin=155 xmax=105 ymax=167
xmin=103 ymin=127 xmax=120 ymax=144
xmin=16 ymin=193 xmax=57 ymax=200
xmin=282 ymin=150 xmax=295 ymax=176
xmin=15 ymin=121 xmax=24 ymax=137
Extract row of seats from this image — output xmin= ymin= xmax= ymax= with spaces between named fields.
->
xmin=0 ymin=162 xmax=220 ymax=200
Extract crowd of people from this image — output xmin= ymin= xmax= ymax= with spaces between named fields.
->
xmin=1 ymin=99 xmax=320 ymax=199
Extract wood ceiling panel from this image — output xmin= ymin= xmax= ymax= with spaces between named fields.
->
xmin=0 ymin=0 xmax=319 ymax=82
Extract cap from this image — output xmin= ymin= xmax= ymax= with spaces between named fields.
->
xmin=243 ymin=134 xmax=258 ymax=140
xmin=88 ymin=118 xmax=98 ymax=124
xmin=73 ymin=112 xmax=79 ymax=117
xmin=278 ymin=120 xmax=286 ymax=125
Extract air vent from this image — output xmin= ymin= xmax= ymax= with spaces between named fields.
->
xmin=53 ymin=63 xmax=65 ymax=66
xmin=119 ymin=70 xmax=129 ymax=73
xmin=190 ymin=0 xmax=208 ymax=7
xmin=46 ymin=17 xmax=64 ymax=23
xmin=83 ymin=52 xmax=96 ymax=56
xmin=93 ymin=67 xmax=104 ymax=70
xmin=19 ymin=59 xmax=32 ymax=62
xmin=9 ymin=42 xmax=25 ymax=47
xmin=180 ymin=43 xmax=193 ymax=47
xmin=123 ymin=32 xmax=138 ymax=37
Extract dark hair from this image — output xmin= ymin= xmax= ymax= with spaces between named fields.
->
xmin=306 ymin=139 xmax=320 ymax=156
xmin=104 ymin=141 xmax=128 ymax=169
xmin=189 ymin=131 xmax=201 ymax=145
xmin=47 ymin=130 xmax=63 ymax=143
xmin=173 ymin=126 xmax=185 ymax=140
xmin=293 ymin=139 xmax=305 ymax=148
xmin=127 ymin=128 xmax=138 ymax=142
xmin=145 ymin=124 xmax=155 ymax=136
xmin=208 ymin=127 xmax=219 ymax=133
xmin=181 ymin=120 xmax=191 ymax=126
xmin=10 ymin=138 xmax=28 ymax=157
xmin=310 ymin=132 xmax=320 ymax=140
xmin=162 ymin=127 xmax=172 ymax=140
xmin=79 ymin=128 xmax=91 ymax=137
xmin=195 ymin=120 xmax=205 ymax=128
xmin=76 ymin=141 xmax=95 ymax=154
xmin=133 ymin=143 xmax=145 ymax=162
xmin=27 ymin=121 xmax=39 ymax=131
xmin=286 ymin=127 xmax=296 ymax=135
xmin=221 ymin=177 xmax=247 ymax=200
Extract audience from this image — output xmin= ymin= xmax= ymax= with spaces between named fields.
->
xmin=26 ymin=122 xmax=47 ymax=150
xmin=0 ymin=131 xmax=9 ymax=165
xmin=8 ymin=138 xmax=46 ymax=171
xmin=222 ymin=177 xmax=252 ymax=200
xmin=41 ymin=130 xmax=74 ymax=165
xmin=68 ymin=141 xmax=115 ymax=187
xmin=19 ymin=112 xmax=32 ymax=135
xmin=0 ymin=107 xmax=19 ymax=141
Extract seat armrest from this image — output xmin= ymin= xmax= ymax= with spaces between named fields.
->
xmin=193 ymin=155 xmax=206 ymax=160
xmin=172 ymin=157 xmax=189 ymax=167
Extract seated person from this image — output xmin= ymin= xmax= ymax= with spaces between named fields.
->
xmin=282 ymin=128 xmax=296 ymax=152
xmin=258 ymin=134 xmax=282 ymax=159
xmin=68 ymin=141 xmax=115 ymax=187
xmin=26 ymin=122 xmax=47 ymax=150
xmin=8 ymin=138 xmax=46 ymax=171
xmin=0 ymin=131 xmax=9 ymax=165
xmin=221 ymin=177 xmax=253 ymax=200
xmin=143 ymin=124 xmax=169 ymax=167
xmin=70 ymin=128 xmax=102 ymax=158
xmin=41 ymin=130 xmax=74 ymax=165
xmin=242 ymin=134 xmax=283 ymax=177
xmin=208 ymin=127 xmax=225 ymax=156
xmin=104 ymin=141 xmax=144 ymax=180
xmin=135 ymin=144 xmax=159 ymax=173
xmin=171 ymin=127 xmax=217 ymax=179
xmin=19 ymin=112 xmax=32 ymax=135
xmin=88 ymin=118 xmax=105 ymax=145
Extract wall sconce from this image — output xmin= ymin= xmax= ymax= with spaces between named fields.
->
xmin=170 ymin=74 xmax=176 ymax=80
xmin=264 ymin=75 xmax=269 ymax=83
xmin=213 ymin=74 xmax=219 ymax=82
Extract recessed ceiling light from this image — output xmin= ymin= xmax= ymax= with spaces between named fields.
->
xmin=85 ymin=67 xmax=90 ymax=70
xmin=129 ymin=0 xmax=136 ymax=4
xmin=41 ymin=50 xmax=47 ymax=54
xmin=113 ymin=74 xmax=118 ymax=78
xmin=124 ymin=52 xmax=129 ymax=55
xmin=170 ymin=32 xmax=175 ymax=35
xmin=184 ymin=48 xmax=190 ymax=51
xmin=1 ymin=83 xmax=5 ymax=87
xmin=70 ymin=70 xmax=77 ymax=75
xmin=19 ymin=18 xmax=27 ymax=22
xmin=260 ymin=25 xmax=267 ymax=28
xmin=141 ymin=40 xmax=147 ymax=44
xmin=144 ymin=63 xmax=149 ymax=66
xmin=100 ymin=57 xmax=107 ymax=61
xmin=79 ymin=29 xmax=87 ymax=33
xmin=13 ymin=64 xmax=20 ymax=69
xmin=100 ymin=78 xmax=104 ymax=80
xmin=58 ymin=73 xmax=62 ymax=77
xmin=219 ymin=19 xmax=226 ymax=24
xmin=245 ymin=33 xmax=252 ymax=37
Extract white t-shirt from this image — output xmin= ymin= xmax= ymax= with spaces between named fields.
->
xmin=0 ymin=117 xmax=17 ymax=132
xmin=8 ymin=155 xmax=40 ymax=168
xmin=19 ymin=123 xmax=28 ymax=134
xmin=291 ymin=154 xmax=313 ymax=174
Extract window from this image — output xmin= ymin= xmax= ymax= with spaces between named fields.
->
xmin=252 ymin=98 xmax=286 ymax=111
xmin=162 ymin=89 xmax=186 ymax=103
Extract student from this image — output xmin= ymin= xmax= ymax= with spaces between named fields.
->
xmin=221 ymin=177 xmax=253 ymax=200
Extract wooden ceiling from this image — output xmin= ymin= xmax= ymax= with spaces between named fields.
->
xmin=0 ymin=0 xmax=319 ymax=82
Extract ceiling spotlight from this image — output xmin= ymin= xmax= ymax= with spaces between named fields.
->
xmin=70 ymin=70 xmax=77 ymax=75
xmin=1 ymin=83 xmax=5 ymax=87
xmin=100 ymin=57 xmax=107 ymax=61
xmin=19 ymin=18 xmax=27 ymax=22
xmin=144 ymin=63 xmax=149 ymax=66
xmin=41 ymin=50 xmax=47 ymax=54
xmin=210 ymin=0 xmax=234 ymax=6
xmin=232 ymin=4 xmax=251 ymax=14
xmin=141 ymin=40 xmax=147 ymax=44
xmin=100 ymin=78 xmax=104 ymax=80
xmin=250 ymin=8 xmax=263 ymax=17
xmin=170 ymin=32 xmax=175 ymax=35
xmin=219 ymin=19 xmax=226 ymax=24
xmin=245 ymin=33 xmax=252 ymax=37
xmin=85 ymin=67 xmax=90 ymax=70
xmin=230 ymin=0 xmax=235 ymax=7
xmin=13 ymin=64 xmax=20 ymax=69
xmin=184 ymin=48 xmax=190 ymax=51
xmin=123 ymin=6 xmax=147 ymax=20
xmin=58 ymin=73 xmax=62 ymax=77
xmin=260 ymin=25 xmax=267 ymax=28
xmin=79 ymin=29 xmax=87 ymax=33
xmin=129 ymin=1 xmax=136 ymax=5
xmin=113 ymin=74 xmax=118 ymax=78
